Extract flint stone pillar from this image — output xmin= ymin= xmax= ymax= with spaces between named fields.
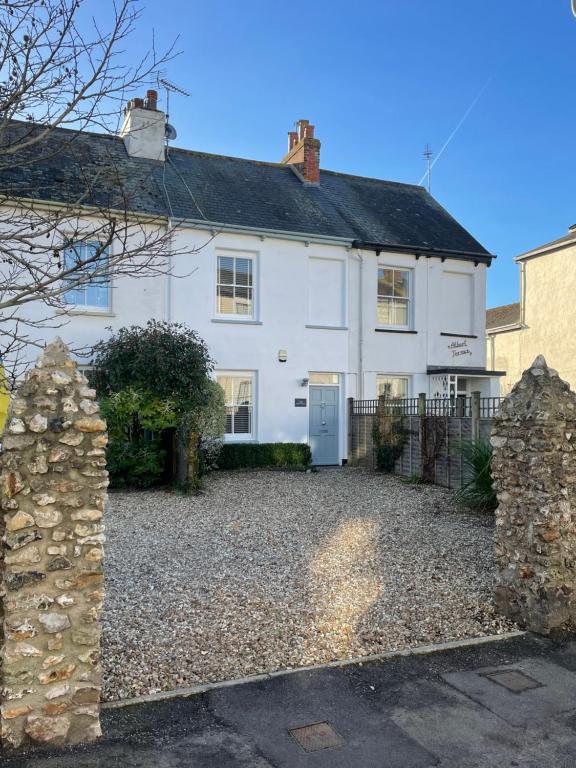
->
xmin=492 ymin=355 xmax=576 ymax=634
xmin=0 ymin=339 xmax=107 ymax=748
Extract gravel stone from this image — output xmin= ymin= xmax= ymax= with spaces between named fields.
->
xmin=101 ymin=467 xmax=516 ymax=701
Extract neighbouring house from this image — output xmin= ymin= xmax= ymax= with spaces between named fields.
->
xmin=487 ymin=224 xmax=576 ymax=395
xmin=2 ymin=91 xmax=502 ymax=465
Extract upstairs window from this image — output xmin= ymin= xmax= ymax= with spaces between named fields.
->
xmin=62 ymin=242 xmax=110 ymax=310
xmin=377 ymin=267 xmax=411 ymax=327
xmin=217 ymin=373 xmax=254 ymax=438
xmin=217 ymin=255 xmax=253 ymax=317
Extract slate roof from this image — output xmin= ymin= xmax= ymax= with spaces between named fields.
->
xmin=0 ymin=122 xmax=493 ymax=262
xmin=486 ymin=302 xmax=521 ymax=330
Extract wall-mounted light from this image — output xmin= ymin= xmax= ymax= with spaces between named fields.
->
xmin=278 ymin=349 xmax=287 ymax=363
xmin=300 ymin=377 xmax=309 ymax=387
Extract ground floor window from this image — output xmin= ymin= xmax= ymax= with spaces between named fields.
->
xmin=376 ymin=375 xmax=409 ymax=399
xmin=216 ymin=372 xmax=254 ymax=438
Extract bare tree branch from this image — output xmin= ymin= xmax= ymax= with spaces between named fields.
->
xmin=0 ymin=1 xmax=204 ymax=385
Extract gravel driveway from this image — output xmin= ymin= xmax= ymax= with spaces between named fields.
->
xmin=101 ymin=467 xmax=514 ymax=701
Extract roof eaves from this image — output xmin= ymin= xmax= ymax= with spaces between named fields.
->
xmin=178 ymin=216 xmax=353 ymax=246
xmin=353 ymin=240 xmax=495 ymax=264
xmin=1 ymin=192 xmax=169 ymax=224
xmin=486 ymin=322 xmax=523 ymax=334
xmin=516 ymin=233 xmax=576 ymax=262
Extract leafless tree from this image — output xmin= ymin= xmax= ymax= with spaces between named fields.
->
xmin=0 ymin=0 xmax=189 ymax=384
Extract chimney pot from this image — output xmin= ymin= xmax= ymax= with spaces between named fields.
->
xmin=145 ymin=89 xmax=158 ymax=110
xmin=297 ymin=119 xmax=309 ymax=141
xmin=281 ymin=118 xmax=321 ymax=185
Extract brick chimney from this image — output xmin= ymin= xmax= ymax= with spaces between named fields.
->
xmin=281 ymin=119 xmax=321 ymax=185
xmin=120 ymin=89 xmax=165 ymax=161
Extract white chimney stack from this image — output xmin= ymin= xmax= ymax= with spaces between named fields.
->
xmin=120 ymin=89 xmax=165 ymax=162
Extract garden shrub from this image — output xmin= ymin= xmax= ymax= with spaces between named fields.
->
xmin=217 ymin=442 xmax=311 ymax=470
xmin=91 ymin=321 xmax=224 ymax=489
xmin=91 ymin=320 xmax=213 ymax=413
xmin=106 ymin=437 xmax=166 ymax=489
xmin=455 ymin=439 xmax=497 ymax=513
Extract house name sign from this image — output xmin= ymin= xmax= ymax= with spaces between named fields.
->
xmin=448 ymin=340 xmax=473 ymax=358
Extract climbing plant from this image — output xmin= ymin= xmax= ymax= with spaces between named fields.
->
xmin=372 ymin=408 xmax=408 ymax=472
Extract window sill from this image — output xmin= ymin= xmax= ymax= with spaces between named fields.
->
xmin=440 ymin=332 xmax=478 ymax=339
xmin=58 ymin=308 xmax=115 ymax=317
xmin=212 ymin=318 xmax=262 ymax=326
xmin=223 ymin=436 xmax=257 ymax=443
xmin=375 ymin=328 xmax=417 ymax=334
xmin=305 ymin=324 xmax=349 ymax=331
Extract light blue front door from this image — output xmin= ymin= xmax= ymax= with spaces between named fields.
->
xmin=309 ymin=386 xmax=339 ymax=465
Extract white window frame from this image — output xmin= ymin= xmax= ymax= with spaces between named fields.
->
xmin=215 ymin=250 xmax=257 ymax=321
xmin=61 ymin=240 xmax=112 ymax=313
xmin=376 ymin=375 xmax=411 ymax=399
xmin=377 ymin=266 xmax=412 ymax=329
xmin=309 ymin=372 xmax=340 ymax=386
xmin=216 ymin=370 xmax=257 ymax=442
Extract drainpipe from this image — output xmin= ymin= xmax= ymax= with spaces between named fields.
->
xmin=488 ymin=332 xmax=495 ymax=370
xmin=164 ymin=217 xmax=173 ymax=322
xmin=520 ymin=261 xmax=526 ymax=326
xmin=356 ymin=248 xmax=364 ymax=399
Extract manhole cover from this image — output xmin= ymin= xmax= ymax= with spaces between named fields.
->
xmin=482 ymin=669 xmax=543 ymax=693
xmin=289 ymin=721 xmax=344 ymax=752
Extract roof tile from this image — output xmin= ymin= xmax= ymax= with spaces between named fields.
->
xmin=0 ymin=123 xmax=492 ymax=260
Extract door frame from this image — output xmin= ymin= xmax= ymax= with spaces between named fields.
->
xmin=308 ymin=373 xmax=341 ymax=466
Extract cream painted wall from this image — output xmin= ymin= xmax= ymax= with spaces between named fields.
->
xmin=487 ymin=328 xmax=522 ymax=395
xmin=488 ymin=242 xmax=576 ymax=394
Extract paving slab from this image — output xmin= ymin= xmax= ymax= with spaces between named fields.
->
xmin=208 ymin=666 xmax=437 ymax=768
xmin=442 ymin=657 xmax=576 ymax=726
xmin=390 ymin=678 xmax=565 ymax=768
xmin=3 ymin=633 xmax=576 ymax=767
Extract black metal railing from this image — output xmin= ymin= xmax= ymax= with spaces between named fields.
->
xmin=351 ymin=395 xmax=504 ymax=418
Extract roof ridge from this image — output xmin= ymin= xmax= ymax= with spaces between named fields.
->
xmin=169 ymin=146 xmax=425 ymax=190
xmin=8 ymin=119 xmax=121 ymax=143
xmin=168 ymin=146 xmax=289 ymax=169
xmin=10 ymin=120 xmax=436 ymax=192
xmin=487 ymin=301 xmax=520 ymax=311
xmin=319 ymin=167 xmax=425 ymax=190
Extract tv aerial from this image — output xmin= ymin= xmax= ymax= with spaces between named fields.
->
xmin=157 ymin=75 xmax=191 ymax=143
xmin=423 ymin=143 xmax=433 ymax=192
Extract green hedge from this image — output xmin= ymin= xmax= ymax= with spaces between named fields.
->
xmin=217 ymin=442 xmax=311 ymax=470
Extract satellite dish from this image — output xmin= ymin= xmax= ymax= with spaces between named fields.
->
xmin=573 ymin=0 xmax=576 ymax=15
xmin=165 ymin=123 xmax=177 ymax=141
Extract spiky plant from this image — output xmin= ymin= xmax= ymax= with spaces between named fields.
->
xmin=455 ymin=440 xmax=497 ymax=513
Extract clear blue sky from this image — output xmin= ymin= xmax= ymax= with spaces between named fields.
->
xmin=118 ymin=0 xmax=576 ymax=308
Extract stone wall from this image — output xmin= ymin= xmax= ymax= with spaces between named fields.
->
xmin=0 ymin=339 xmax=107 ymax=748
xmin=491 ymin=355 xmax=576 ymax=634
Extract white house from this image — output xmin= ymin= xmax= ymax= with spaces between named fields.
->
xmin=3 ymin=92 xmax=502 ymax=465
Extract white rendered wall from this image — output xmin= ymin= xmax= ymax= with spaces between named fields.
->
xmin=12 ymin=214 xmax=494 ymax=461
xmin=354 ymin=250 xmax=489 ymax=400
xmin=169 ymin=228 xmax=350 ymax=461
